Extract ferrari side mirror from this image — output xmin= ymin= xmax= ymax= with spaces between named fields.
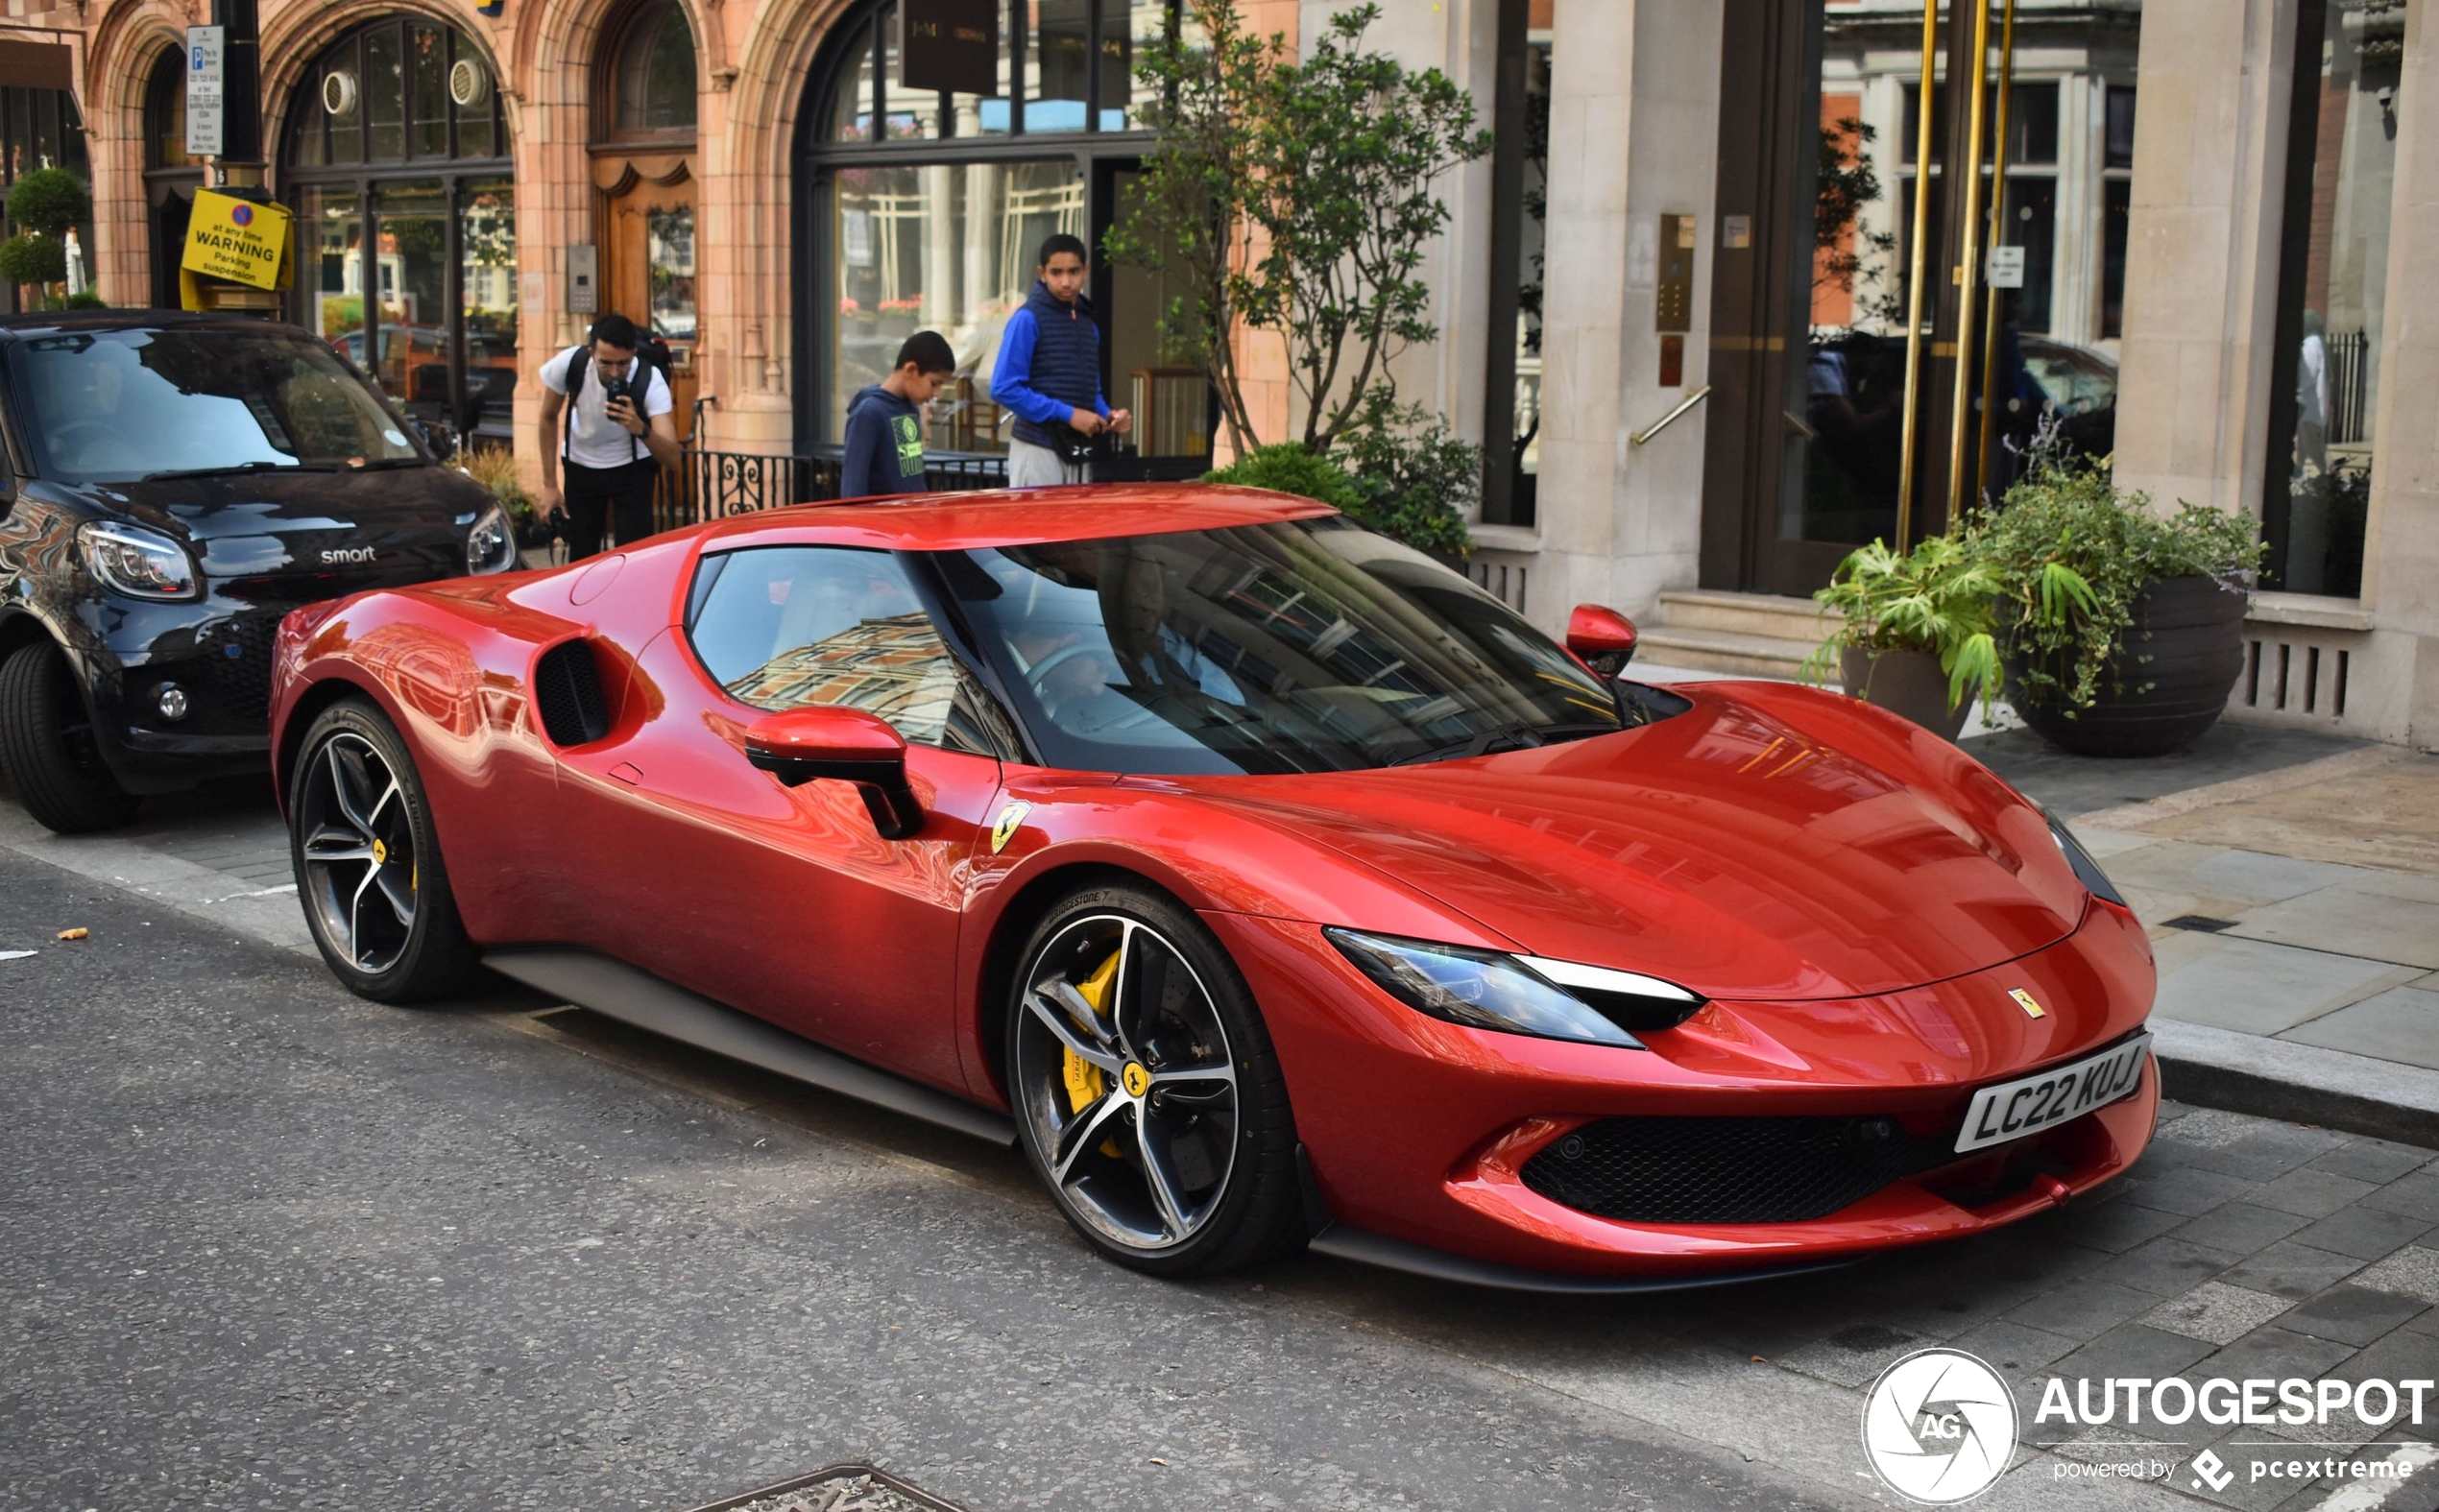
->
xmin=1566 ymin=604 xmax=1639 ymax=677
xmin=742 ymin=706 xmax=924 ymax=839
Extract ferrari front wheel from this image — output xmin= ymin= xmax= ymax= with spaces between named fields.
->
xmin=288 ymin=699 xmax=476 ymax=1003
xmin=1009 ymin=883 xmax=1305 ymax=1277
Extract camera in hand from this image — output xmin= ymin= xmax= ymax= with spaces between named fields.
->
xmin=601 ymin=373 xmax=632 ymax=407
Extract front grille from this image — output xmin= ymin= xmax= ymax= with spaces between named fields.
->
xmin=187 ymin=613 xmax=278 ymax=725
xmin=1520 ymin=1114 xmax=1961 ymax=1225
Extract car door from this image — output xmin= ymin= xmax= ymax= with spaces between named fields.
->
xmin=549 ymin=543 xmax=1004 ymax=1095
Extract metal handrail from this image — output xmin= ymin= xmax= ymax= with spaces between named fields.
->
xmin=1630 ymin=385 xmax=1712 ymax=447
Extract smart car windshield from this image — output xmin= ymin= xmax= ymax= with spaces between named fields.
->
xmin=937 ymin=517 xmax=1624 ymax=775
xmin=12 ymin=327 xmax=423 ymax=483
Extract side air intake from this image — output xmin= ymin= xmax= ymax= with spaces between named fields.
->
xmin=533 ymin=638 xmax=611 ymax=746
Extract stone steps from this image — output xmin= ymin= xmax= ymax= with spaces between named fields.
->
xmin=1637 ymin=590 xmax=1831 ymax=679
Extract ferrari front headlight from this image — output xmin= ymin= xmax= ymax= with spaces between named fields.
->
xmin=2046 ymin=810 xmax=2127 ymax=907
xmin=1326 ymin=928 xmax=1703 ymax=1048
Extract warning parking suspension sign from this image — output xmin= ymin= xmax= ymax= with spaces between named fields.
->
xmin=181 ymin=189 xmax=291 ymax=291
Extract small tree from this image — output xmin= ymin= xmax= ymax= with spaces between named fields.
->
xmin=1111 ymin=3 xmax=1491 ymax=454
xmin=1 ymin=169 xmax=91 ymax=309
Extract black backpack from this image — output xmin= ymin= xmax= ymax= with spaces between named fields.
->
xmin=562 ymin=333 xmax=675 ymax=466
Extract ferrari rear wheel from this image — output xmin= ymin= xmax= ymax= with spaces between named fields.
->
xmin=1009 ymin=883 xmax=1304 ymax=1277
xmin=289 ymin=699 xmax=475 ymax=1003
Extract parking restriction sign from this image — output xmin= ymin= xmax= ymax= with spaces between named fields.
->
xmin=186 ymin=26 xmax=224 ymax=158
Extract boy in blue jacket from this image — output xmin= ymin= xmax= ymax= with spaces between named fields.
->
xmin=990 ymin=233 xmax=1131 ymax=486
xmin=842 ymin=330 xmax=955 ymax=497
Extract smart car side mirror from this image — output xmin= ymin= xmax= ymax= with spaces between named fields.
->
xmin=1566 ymin=604 xmax=1638 ymax=676
xmin=742 ymin=707 xmax=924 ymax=839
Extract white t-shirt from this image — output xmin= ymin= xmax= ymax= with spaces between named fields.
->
xmin=540 ymin=345 xmax=674 ymax=468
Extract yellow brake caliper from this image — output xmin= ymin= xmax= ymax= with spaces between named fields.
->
xmin=1060 ymin=949 xmax=1125 ymax=1156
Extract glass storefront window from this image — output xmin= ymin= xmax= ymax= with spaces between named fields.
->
xmin=462 ymin=180 xmax=519 ymax=434
xmin=831 ymin=20 xmax=876 ymax=142
xmin=304 ymin=187 xmax=367 ymax=355
xmin=829 ymin=159 xmax=1085 ymax=451
xmin=648 ymin=205 xmax=698 ymax=343
xmin=411 ymin=25 xmax=450 ymax=157
xmin=287 ymin=23 xmax=513 ymax=442
xmin=366 ymin=25 xmax=406 ymax=160
xmin=371 ymin=181 xmax=448 ymax=415
xmin=2261 ymin=0 xmax=2403 ymax=598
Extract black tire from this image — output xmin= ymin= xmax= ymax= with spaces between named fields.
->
xmin=0 ymin=640 xmax=139 ymax=834
xmin=1007 ymin=880 xmax=1305 ymax=1277
xmin=287 ymin=698 xmax=477 ymax=1003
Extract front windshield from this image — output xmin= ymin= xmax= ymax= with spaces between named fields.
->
xmin=939 ymin=517 xmax=1623 ymax=775
xmin=12 ymin=327 xmax=423 ymax=482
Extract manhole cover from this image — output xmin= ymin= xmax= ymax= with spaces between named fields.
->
xmin=678 ymin=1463 xmax=975 ymax=1512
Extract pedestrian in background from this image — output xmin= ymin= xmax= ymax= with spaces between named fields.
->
xmin=991 ymin=233 xmax=1130 ymax=487
xmin=843 ymin=330 xmax=956 ymax=497
xmin=534 ymin=313 xmax=681 ymax=560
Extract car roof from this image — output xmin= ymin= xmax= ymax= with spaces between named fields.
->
xmin=0 ymin=308 xmax=318 ymax=341
xmin=690 ymin=483 xmax=1340 ymax=551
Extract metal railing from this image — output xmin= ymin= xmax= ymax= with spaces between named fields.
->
xmin=650 ymin=443 xmax=1011 ymax=534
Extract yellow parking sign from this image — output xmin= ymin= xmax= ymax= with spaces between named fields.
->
xmin=181 ymin=189 xmax=291 ymax=291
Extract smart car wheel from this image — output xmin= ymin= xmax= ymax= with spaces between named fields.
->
xmin=0 ymin=640 xmax=139 ymax=834
xmin=1009 ymin=883 xmax=1304 ymax=1277
xmin=289 ymin=699 xmax=475 ymax=1003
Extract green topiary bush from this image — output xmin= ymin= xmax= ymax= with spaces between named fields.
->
xmin=1337 ymin=391 xmax=1477 ymax=560
xmin=8 ymin=168 xmax=90 ymax=237
xmin=0 ymin=232 xmax=64 ymax=289
xmin=1204 ymin=443 xmax=1365 ymax=511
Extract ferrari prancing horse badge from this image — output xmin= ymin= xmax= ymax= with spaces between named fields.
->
xmin=990 ymin=800 xmax=1032 ymax=854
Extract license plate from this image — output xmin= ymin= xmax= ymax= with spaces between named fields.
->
xmin=1955 ymin=1033 xmax=2151 ymax=1154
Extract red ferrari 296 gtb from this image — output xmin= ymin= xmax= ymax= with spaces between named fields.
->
xmin=269 ymin=487 xmax=2156 ymax=1291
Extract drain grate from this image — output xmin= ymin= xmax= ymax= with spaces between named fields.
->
xmin=679 ymin=1463 xmax=975 ymax=1512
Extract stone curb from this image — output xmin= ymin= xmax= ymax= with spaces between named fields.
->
xmin=2151 ymin=1017 xmax=2439 ymax=1148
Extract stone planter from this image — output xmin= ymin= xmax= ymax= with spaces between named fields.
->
xmin=2005 ymin=574 xmax=2247 ymax=757
xmin=1840 ymin=646 xmax=1972 ymax=740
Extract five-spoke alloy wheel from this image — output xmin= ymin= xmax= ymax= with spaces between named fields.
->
xmin=288 ymin=699 xmax=475 ymax=1002
xmin=1010 ymin=883 xmax=1304 ymax=1276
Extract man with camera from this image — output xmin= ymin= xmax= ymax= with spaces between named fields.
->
xmin=534 ymin=313 xmax=681 ymax=560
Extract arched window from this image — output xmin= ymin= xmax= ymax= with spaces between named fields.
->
xmin=795 ymin=0 xmax=1211 ymax=469
xmin=283 ymin=19 xmax=516 ymax=442
xmin=602 ymin=0 xmax=698 ymax=140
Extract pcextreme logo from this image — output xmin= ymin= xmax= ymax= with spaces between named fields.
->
xmin=1862 ymin=1348 xmax=2019 ymax=1503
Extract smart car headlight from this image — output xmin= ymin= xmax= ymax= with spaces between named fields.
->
xmin=2044 ymin=810 xmax=2127 ymax=907
xmin=79 ymin=521 xmax=199 ymax=601
xmin=466 ymin=504 xmax=516 ymax=575
xmin=1325 ymin=928 xmax=1702 ymax=1048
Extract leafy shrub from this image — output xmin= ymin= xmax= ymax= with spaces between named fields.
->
xmin=7 ymin=168 xmax=89 ymax=236
xmin=1204 ymin=443 xmax=1364 ymax=510
xmin=64 ymin=290 xmax=105 ymax=309
xmin=1337 ymin=391 xmax=1477 ymax=559
xmin=0 ymin=232 xmax=63 ymax=289
xmin=1805 ymin=533 xmax=2002 ymax=714
xmin=1968 ymin=433 xmax=2264 ymax=712
xmin=459 ymin=444 xmax=534 ymax=521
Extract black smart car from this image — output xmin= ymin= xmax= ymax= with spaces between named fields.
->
xmin=0 ymin=312 xmax=519 ymax=833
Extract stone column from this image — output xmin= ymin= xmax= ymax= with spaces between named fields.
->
xmin=2361 ymin=0 xmax=2439 ymax=747
xmin=2111 ymin=0 xmax=2295 ymax=516
xmin=1519 ymin=0 xmax=1721 ymax=633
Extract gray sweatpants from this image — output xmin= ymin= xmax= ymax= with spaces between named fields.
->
xmin=1006 ymin=438 xmax=1081 ymax=488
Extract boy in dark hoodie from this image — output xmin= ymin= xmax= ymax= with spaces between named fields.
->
xmin=990 ymin=233 xmax=1131 ymax=486
xmin=842 ymin=330 xmax=956 ymax=497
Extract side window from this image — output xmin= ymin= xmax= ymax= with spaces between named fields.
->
xmin=685 ymin=545 xmax=1000 ymax=755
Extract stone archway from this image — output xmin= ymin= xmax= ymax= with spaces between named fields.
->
xmin=83 ymin=0 xmax=192 ymax=304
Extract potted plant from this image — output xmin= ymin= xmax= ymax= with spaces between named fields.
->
xmin=1804 ymin=533 xmax=2002 ymax=740
xmin=1971 ymin=443 xmax=2266 ymax=757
